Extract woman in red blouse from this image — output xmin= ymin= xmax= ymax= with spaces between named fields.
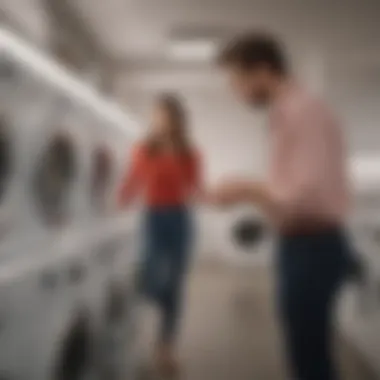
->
xmin=119 ymin=94 xmax=201 ymax=376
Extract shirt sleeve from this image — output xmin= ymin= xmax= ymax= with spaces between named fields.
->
xmin=269 ymin=101 xmax=328 ymax=223
xmin=118 ymin=144 xmax=144 ymax=206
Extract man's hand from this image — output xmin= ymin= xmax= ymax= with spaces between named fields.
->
xmin=207 ymin=179 xmax=270 ymax=208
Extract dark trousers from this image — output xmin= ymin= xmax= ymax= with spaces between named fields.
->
xmin=140 ymin=205 xmax=192 ymax=344
xmin=276 ymin=228 xmax=350 ymax=380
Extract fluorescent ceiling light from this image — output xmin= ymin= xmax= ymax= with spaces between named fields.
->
xmin=0 ymin=27 xmax=140 ymax=136
xmin=168 ymin=39 xmax=217 ymax=61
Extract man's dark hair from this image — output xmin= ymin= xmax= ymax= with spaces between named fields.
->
xmin=217 ymin=32 xmax=288 ymax=75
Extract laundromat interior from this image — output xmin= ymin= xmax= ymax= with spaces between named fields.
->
xmin=0 ymin=0 xmax=380 ymax=379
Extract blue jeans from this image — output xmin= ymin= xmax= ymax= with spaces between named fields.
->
xmin=140 ymin=205 xmax=192 ymax=343
xmin=276 ymin=228 xmax=351 ymax=380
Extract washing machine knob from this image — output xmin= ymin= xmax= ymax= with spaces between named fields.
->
xmin=68 ymin=262 xmax=86 ymax=284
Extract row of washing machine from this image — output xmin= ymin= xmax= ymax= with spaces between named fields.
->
xmin=0 ymin=28 xmax=142 ymax=379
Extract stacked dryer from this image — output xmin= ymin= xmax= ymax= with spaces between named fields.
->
xmin=338 ymin=176 xmax=380 ymax=376
xmin=0 ymin=28 xmax=141 ymax=380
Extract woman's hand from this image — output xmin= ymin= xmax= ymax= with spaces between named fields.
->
xmin=206 ymin=179 xmax=270 ymax=208
xmin=206 ymin=181 xmax=248 ymax=207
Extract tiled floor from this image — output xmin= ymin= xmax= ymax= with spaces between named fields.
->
xmin=138 ymin=261 xmax=378 ymax=380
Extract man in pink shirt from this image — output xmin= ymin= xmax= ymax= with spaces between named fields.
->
xmin=212 ymin=33 xmax=352 ymax=380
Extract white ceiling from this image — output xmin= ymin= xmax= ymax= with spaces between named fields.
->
xmin=71 ymin=0 xmax=380 ymax=157
xmin=73 ymin=0 xmax=380 ymax=59
xmin=70 ymin=0 xmax=380 ymax=97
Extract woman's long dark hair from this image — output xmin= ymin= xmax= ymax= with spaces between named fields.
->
xmin=145 ymin=93 xmax=191 ymax=157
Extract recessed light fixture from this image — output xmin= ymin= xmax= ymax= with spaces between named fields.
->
xmin=168 ymin=39 xmax=217 ymax=61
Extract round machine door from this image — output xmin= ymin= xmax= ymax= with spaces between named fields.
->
xmin=53 ymin=311 xmax=94 ymax=380
xmin=32 ymin=134 xmax=77 ymax=226
xmin=90 ymin=146 xmax=113 ymax=215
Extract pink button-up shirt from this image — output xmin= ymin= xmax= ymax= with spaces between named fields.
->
xmin=268 ymin=83 xmax=349 ymax=231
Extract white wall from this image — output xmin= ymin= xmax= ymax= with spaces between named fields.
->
xmin=325 ymin=62 xmax=380 ymax=156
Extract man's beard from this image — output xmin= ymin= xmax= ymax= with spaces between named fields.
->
xmin=249 ymin=89 xmax=271 ymax=109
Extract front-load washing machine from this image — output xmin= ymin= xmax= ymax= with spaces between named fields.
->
xmin=0 ymin=27 xmax=142 ymax=379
